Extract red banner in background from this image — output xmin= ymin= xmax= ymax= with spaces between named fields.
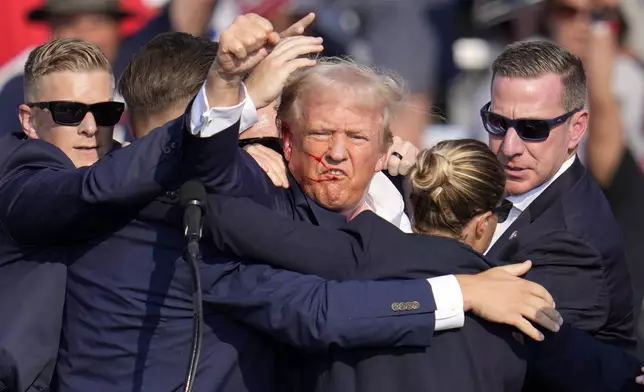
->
xmin=0 ymin=0 xmax=158 ymax=67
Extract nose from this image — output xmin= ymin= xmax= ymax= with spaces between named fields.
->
xmin=500 ymin=127 xmax=525 ymax=159
xmin=326 ymin=134 xmax=348 ymax=164
xmin=78 ymin=111 xmax=98 ymax=137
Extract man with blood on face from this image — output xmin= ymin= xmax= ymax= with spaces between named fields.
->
xmin=278 ymin=59 xmax=398 ymax=218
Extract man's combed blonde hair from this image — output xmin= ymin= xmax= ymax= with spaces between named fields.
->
xmin=276 ymin=57 xmax=408 ymax=150
xmin=24 ymin=38 xmax=112 ymax=101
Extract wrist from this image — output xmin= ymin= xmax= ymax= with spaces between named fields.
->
xmin=205 ymin=69 xmax=243 ymax=108
xmin=455 ymin=274 xmax=474 ymax=312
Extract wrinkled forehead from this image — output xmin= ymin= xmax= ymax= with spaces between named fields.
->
xmin=32 ymin=70 xmax=114 ymax=103
xmin=298 ymin=88 xmax=386 ymax=132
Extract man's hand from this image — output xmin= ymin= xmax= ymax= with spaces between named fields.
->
xmin=636 ymin=367 xmax=644 ymax=385
xmin=244 ymin=144 xmax=289 ymax=188
xmin=206 ymin=14 xmax=279 ymax=107
xmin=456 ymin=261 xmax=563 ymax=342
xmin=386 ymin=136 xmax=418 ymax=176
xmin=246 ymin=35 xmax=323 ymax=109
xmin=280 ymin=12 xmax=316 ymax=39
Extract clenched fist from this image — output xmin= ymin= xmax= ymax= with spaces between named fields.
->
xmin=215 ymin=13 xmax=280 ymax=79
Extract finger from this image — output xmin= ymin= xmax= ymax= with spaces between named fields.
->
xmin=636 ymin=368 xmax=644 ymax=385
xmin=524 ymin=281 xmax=555 ymax=307
xmin=244 ymin=13 xmax=274 ymax=34
xmin=524 ymin=305 xmax=560 ymax=333
xmin=514 ymin=317 xmax=544 ymax=342
xmin=398 ymin=142 xmax=419 ymax=176
xmin=267 ymin=31 xmax=281 ymax=46
xmin=540 ymin=306 xmax=564 ymax=326
xmin=497 ymin=260 xmax=532 ymax=277
xmin=273 ymin=43 xmax=324 ymax=64
xmin=280 ymin=12 xmax=316 ymax=38
xmin=225 ymin=40 xmax=248 ymax=60
xmin=271 ymin=36 xmax=324 ymax=59
xmin=263 ymin=148 xmax=289 ymax=187
xmin=282 ymin=57 xmax=318 ymax=76
xmin=387 ymin=152 xmax=401 ymax=176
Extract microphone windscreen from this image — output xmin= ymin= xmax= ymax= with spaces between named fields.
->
xmin=179 ymin=181 xmax=207 ymax=208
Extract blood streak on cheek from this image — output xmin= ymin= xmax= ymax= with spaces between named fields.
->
xmin=306 ymin=152 xmax=338 ymax=182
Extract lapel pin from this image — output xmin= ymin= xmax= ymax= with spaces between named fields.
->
xmin=509 ymin=231 xmax=518 ymax=240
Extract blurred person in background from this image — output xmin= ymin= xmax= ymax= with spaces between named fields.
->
xmin=581 ymin=11 xmax=644 ymax=360
xmin=543 ymin=0 xmax=644 ymax=359
xmin=0 ymin=0 xmax=219 ymax=138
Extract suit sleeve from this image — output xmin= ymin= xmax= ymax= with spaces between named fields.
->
xmin=181 ymin=86 xmax=278 ymax=206
xmin=201 ymin=262 xmax=436 ymax=351
xmin=0 ymin=115 xmax=192 ymax=246
xmin=206 ymin=194 xmax=377 ymax=280
xmin=526 ymin=323 xmax=643 ymax=392
xmin=511 ymin=230 xmax=609 ymax=333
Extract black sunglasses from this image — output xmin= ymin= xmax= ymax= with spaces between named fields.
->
xmin=490 ymin=199 xmax=513 ymax=223
xmin=28 ymin=101 xmax=125 ymax=127
xmin=480 ymin=102 xmax=582 ymax=141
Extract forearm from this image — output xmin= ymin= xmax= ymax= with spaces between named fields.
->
xmin=204 ymin=262 xmax=438 ymax=351
xmin=0 ymin=117 xmax=187 ymax=245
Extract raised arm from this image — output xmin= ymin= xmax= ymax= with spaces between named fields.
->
xmin=0 ymin=117 xmax=188 ymax=246
xmin=202 ymin=261 xmax=437 ymax=351
xmin=182 ymin=14 xmax=323 ymax=201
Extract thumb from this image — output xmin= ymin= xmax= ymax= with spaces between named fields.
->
xmin=498 ymin=260 xmax=532 ymax=277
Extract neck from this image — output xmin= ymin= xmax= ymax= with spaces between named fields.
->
xmin=344 ymin=199 xmax=370 ymax=222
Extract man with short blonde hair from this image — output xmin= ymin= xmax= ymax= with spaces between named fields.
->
xmin=18 ymin=38 xmax=124 ymax=168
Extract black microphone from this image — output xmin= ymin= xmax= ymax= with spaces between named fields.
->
xmin=178 ymin=181 xmax=206 ymax=392
xmin=180 ymin=181 xmax=207 ymax=242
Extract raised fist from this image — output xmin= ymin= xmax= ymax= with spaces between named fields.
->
xmin=215 ymin=13 xmax=280 ymax=79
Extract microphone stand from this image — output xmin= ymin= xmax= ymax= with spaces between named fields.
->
xmin=183 ymin=236 xmax=203 ymax=392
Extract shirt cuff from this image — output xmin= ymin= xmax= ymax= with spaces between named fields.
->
xmin=239 ymin=96 xmax=259 ymax=134
xmin=427 ymin=275 xmax=465 ymax=331
xmin=189 ymin=82 xmax=249 ymax=138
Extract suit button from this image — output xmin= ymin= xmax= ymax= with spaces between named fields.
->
xmin=411 ymin=301 xmax=420 ymax=310
xmin=401 ymin=302 xmax=411 ymax=311
xmin=171 ymin=142 xmax=178 ymax=149
xmin=391 ymin=302 xmax=400 ymax=311
xmin=162 ymin=146 xmax=172 ymax=154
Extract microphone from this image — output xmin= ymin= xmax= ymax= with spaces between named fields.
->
xmin=180 ymin=181 xmax=207 ymax=242
xmin=178 ymin=181 xmax=206 ymax=392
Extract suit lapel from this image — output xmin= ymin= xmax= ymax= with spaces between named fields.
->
xmin=487 ymin=158 xmax=586 ymax=262
xmin=487 ymin=208 xmax=532 ymax=262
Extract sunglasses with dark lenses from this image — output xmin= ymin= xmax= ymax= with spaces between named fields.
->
xmin=490 ymin=199 xmax=513 ymax=223
xmin=480 ymin=102 xmax=582 ymax=142
xmin=28 ymin=101 xmax=125 ymax=127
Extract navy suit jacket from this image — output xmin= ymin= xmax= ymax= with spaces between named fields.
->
xmin=486 ymin=159 xmax=635 ymax=351
xmin=0 ymin=115 xmax=194 ymax=392
xmin=0 ymin=121 xmax=439 ymax=392
xmin=206 ymin=195 xmax=644 ymax=392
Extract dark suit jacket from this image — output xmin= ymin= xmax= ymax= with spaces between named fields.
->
xmin=0 ymin=122 xmax=440 ymax=392
xmin=206 ymin=194 xmax=644 ymax=392
xmin=486 ymin=158 xmax=635 ymax=350
xmin=0 ymin=116 xmax=194 ymax=392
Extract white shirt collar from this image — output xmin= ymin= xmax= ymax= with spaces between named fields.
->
xmin=365 ymin=172 xmax=413 ymax=233
xmin=507 ymin=155 xmax=577 ymax=212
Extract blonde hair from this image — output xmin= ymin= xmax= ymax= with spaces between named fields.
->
xmin=24 ymin=38 xmax=113 ymax=102
xmin=276 ymin=57 xmax=407 ymax=150
xmin=409 ymin=139 xmax=506 ymax=237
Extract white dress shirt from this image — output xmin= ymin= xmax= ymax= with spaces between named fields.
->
xmin=485 ymin=155 xmax=578 ymax=254
xmin=189 ymin=82 xmax=464 ymax=331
